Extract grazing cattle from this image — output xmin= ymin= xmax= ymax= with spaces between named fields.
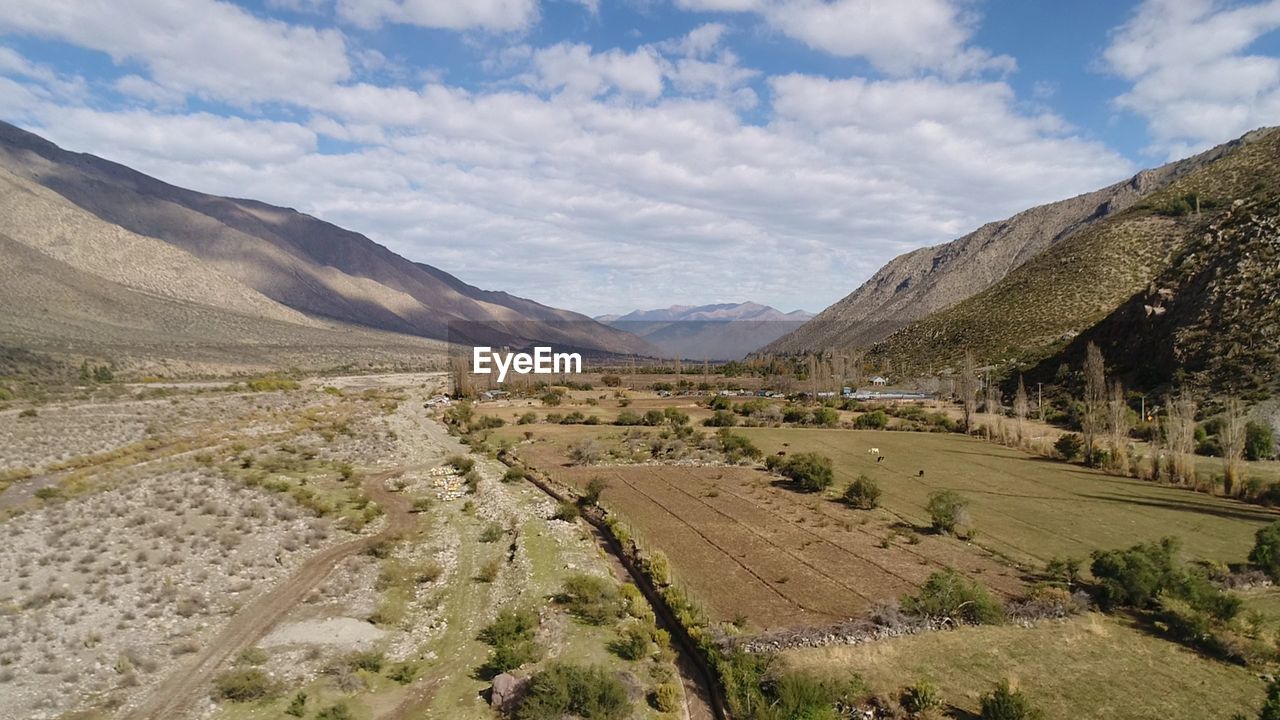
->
xmin=877 ymin=456 xmax=885 ymax=463
xmin=918 ymin=470 xmax=925 ymax=477
xmin=868 ymin=448 xmax=880 ymax=455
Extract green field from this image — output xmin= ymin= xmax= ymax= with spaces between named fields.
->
xmin=781 ymin=613 xmax=1264 ymax=719
xmin=738 ymin=427 xmax=1278 ymax=568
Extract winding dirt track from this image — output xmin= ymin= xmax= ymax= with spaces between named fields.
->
xmin=120 ymin=469 xmax=415 ymax=720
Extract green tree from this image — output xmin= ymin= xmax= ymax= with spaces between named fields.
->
xmin=517 ymin=663 xmax=631 ymax=720
xmin=1247 ymin=421 xmax=1276 ymax=461
xmin=1054 ymin=433 xmax=1083 ymax=461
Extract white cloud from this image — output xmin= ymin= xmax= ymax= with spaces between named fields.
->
xmin=675 ymin=0 xmax=1013 ymax=76
xmin=1104 ymin=0 xmax=1280 ymax=157
xmin=527 ymin=43 xmax=668 ymax=99
xmin=0 ymin=20 xmax=1132 ymax=315
xmin=0 ymin=0 xmax=350 ymax=105
xmin=336 ymin=0 xmax=540 ymax=30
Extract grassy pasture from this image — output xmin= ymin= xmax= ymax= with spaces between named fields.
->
xmin=780 ymin=612 xmax=1264 ymax=719
xmin=739 ymin=427 xmax=1278 ymax=567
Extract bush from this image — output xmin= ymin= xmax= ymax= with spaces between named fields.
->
xmin=518 ymin=411 xmax=538 ymax=425
xmin=285 ymin=692 xmax=307 ymax=717
xmin=446 ymin=455 xmax=475 ymax=473
xmin=1251 ymin=521 xmax=1280 ymax=581
xmin=842 ymin=474 xmax=881 ymax=510
xmin=854 ymin=409 xmax=889 ymax=429
xmin=568 ymin=438 xmax=604 ymax=465
xmin=479 ymin=608 xmax=541 ymax=676
xmin=601 ymin=375 xmax=623 ymax=387
xmin=517 ymin=663 xmax=631 ymax=720
xmin=582 ymin=476 xmax=608 ymax=506
xmin=1054 ymin=433 xmax=1083 ymax=461
xmin=979 ymin=680 xmax=1042 ymax=720
xmin=1248 ymin=421 xmax=1276 ymax=461
xmin=900 ymin=679 xmax=943 ymax=714
xmin=615 ymin=410 xmax=643 ymax=426
xmin=212 ymin=668 xmax=279 ymax=701
xmin=612 ymin=622 xmax=655 ymax=660
xmin=503 ymin=467 xmax=527 ymax=483
xmin=704 ymin=410 xmax=738 ymax=427
xmin=811 ymin=406 xmax=840 ymax=427
xmin=717 ymin=430 xmax=762 ymax=463
xmin=651 ymin=682 xmax=681 ymax=712
xmin=316 ymin=704 xmax=354 ymax=720
xmin=772 ymin=452 xmax=834 ymax=492
xmin=903 ymin=568 xmax=1004 ymax=625
xmin=480 ymin=523 xmax=504 ymax=543
xmin=1089 ymin=538 xmax=1181 ymax=610
xmin=558 ymin=574 xmax=623 ymax=625
xmin=553 ymin=501 xmax=580 ymax=522
xmin=926 ymin=490 xmax=970 ymax=535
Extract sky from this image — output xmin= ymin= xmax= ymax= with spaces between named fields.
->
xmin=2 ymin=1 xmax=1279 ymax=316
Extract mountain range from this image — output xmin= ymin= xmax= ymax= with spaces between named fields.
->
xmin=0 ymin=121 xmax=653 ymax=373
xmin=598 ymin=303 xmax=812 ymax=361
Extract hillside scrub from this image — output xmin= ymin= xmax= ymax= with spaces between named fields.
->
xmin=903 ymin=568 xmax=1005 ymax=625
xmin=517 ymin=663 xmax=631 ymax=720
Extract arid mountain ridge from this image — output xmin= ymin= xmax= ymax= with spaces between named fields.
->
xmin=765 ymin=126 xmax=1280 ymax=397
xmin=0 ymin=121 xmax=654 ymax=372
xmin=764 ymin=128 xmax=1273 ymax=358
xmin=598 ymin=303 xmax=813 ymax=361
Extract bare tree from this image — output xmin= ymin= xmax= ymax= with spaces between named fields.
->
xmin=449 ymin=355 xmax=474 ymax=398
xmin=959 ymin=350 xmax=979 ymax=433
xmin=1164 ymin=393 xmax=1199 ymax=487
xmin=1013 ymin=376 xmax=1029 ymax=445
xmin=1107 ymin=380 xmax=1132 ymax=476
xmin=1081 ymin=342 xmax=1108 ymax=465
xmin=1222 ymin=397 xmax=1248 ymax=496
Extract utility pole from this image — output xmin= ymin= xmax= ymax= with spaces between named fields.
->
xmin=1037 ymin=382 xmax=1043 ymax=421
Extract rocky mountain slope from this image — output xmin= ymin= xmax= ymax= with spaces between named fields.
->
xmin=599 ymin=303 xmax=812 ymax=360
xmin=0 ymin=122 xmax=653 ymax=366
xmin=858 ymin=127 xmax=1280 ymax=385
xmin=764 ymin=132 xmax=1264 ymax=355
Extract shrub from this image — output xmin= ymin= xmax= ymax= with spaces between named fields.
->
xmin=446 ymin=455 xmax=475 ymax=473
xmin=651 ymin=682 xmax=681 ymax=712
xmin=772 ymin=452 xmax=834 ymax=492
xmin=316 ymin=704 xmax=355 ymax=720
xmin=612 ymin=622 xmax=655 ymax=660
xmin=348 ymin=649 xmax=384 ymax=672
xmin=479 ymin=608 xmax=541 ymax=676
xmin=558 ymin=574 xmax=623 ymax=625
xmin=1054 ymin=433 xmax=1083 ymax=461
xmin=900 ymin=679 xmax=943 ymax=714
xmin=645 ymin=551 xmax=672 ymax=586
xmin=903 ymin=568 xmax=1004 ymax=624
xmin=1251 ymin=521 xmax=1280 ymax=581
xmin=582 ymin=476 xmax=608 ymax=506
xmin=517 ymin=663 xmax=631 ymax=720
xmin=568 ymin=439 xmax=604 ymax=465
xmin=476 ymin=557 xmax=502 ymax=583
xmin=979 ymin=680 xmax=1042 ymax=720
xmin=285 ymin=692 xmax=307 ymax=717
xmin=703 ymin=410 xmax=738 ymax=427
xmin=717 ymin=430 xmax=762 ymax=463
xmin=503 ymin=467 xmax=526 ymax=483
xmin=518 ymin=411 xmax=538 ymax=425
xmin=553 ymin=501 xmax=580 ymax=522
xmin=1089 ymin=538 xmax=1181 ymax=610
xmin=842 ymin=474 xmax=881 ymax=509
xmin=1248 ymin=421 xmax=1276 ymax=461
xmin=926 ymin=490 xmax=970 ymax=535
xmin=387 ymin=662 xmax=418 ymax=684
xmin=615 ymin=410 xmax=642 ymax=426
xmin=480 ymin=523 xmax=504 ymax=543
xmin=811 ymin=406 xmax=840 ymax=427
xmin=212 ymin=668 xmax=279 ymax=702
xmin=854 ymin=409 xmax=889 ymax=429
xmin=601 ymin=375 xmax=623 ymax=387
xmin=1260 ymin=677 xmax=1280 ymax=720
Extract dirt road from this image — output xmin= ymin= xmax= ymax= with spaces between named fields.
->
xmin=120 ymin=469 xmax=417 ymax=720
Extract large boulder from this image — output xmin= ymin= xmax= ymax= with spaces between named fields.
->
xmin=490 ymin=672 xmax=527 ymax=713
